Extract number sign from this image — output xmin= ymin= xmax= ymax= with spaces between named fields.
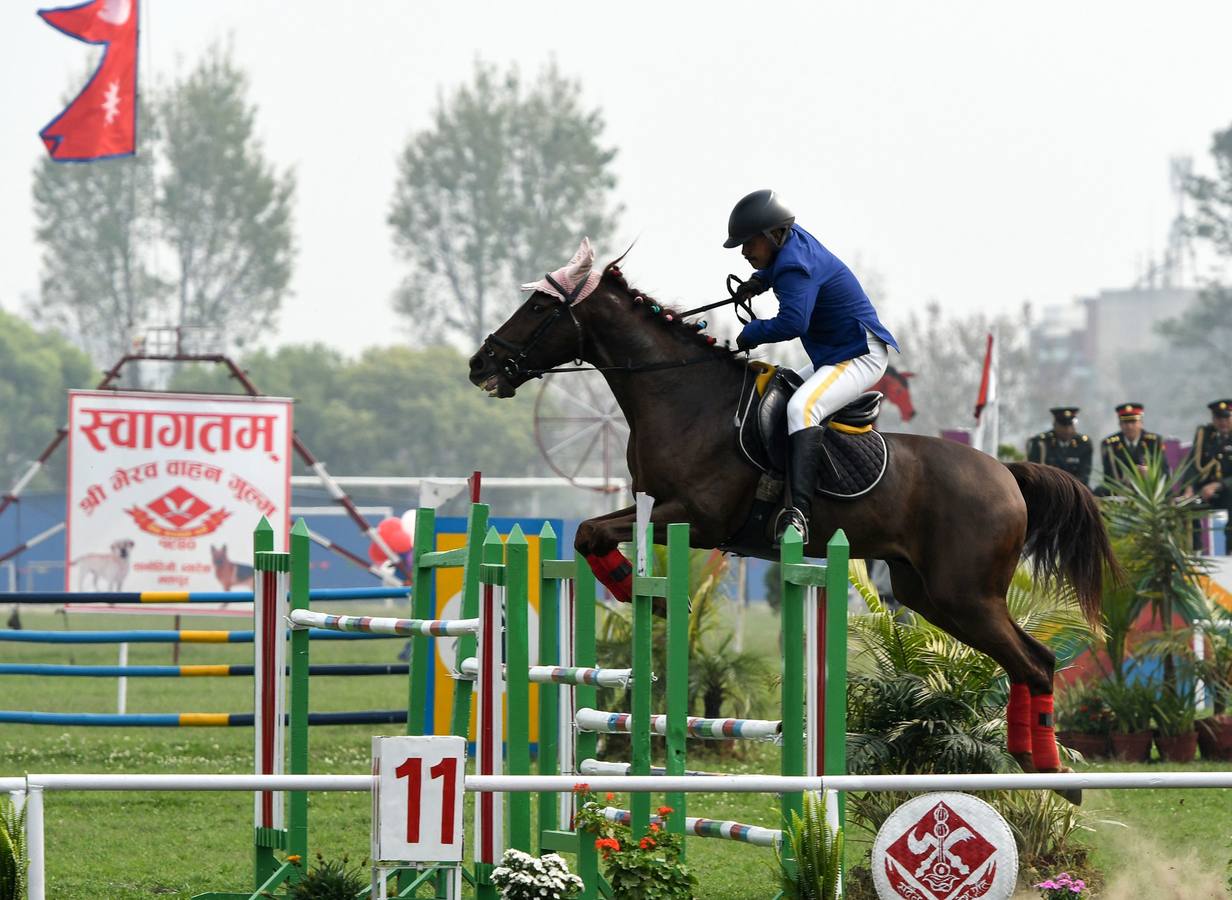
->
xmin=372 ymin=735 xmax=466 ymax=864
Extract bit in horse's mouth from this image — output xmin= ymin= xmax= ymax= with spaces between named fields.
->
xmin=482 ymin=375 xmax=514 ymax=398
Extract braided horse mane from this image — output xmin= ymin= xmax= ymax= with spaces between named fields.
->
xmin=599 ymin=260 xmax=731 ymax=355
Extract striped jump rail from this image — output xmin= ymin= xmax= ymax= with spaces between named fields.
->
xmin=0 ymin=663 xmax=409 ymax=678
xmin=579 ymin=759 xmax=723 ymax=778
xmin=575 ymin=707 xmax=782 ymax=742
xmin=458 ymin=657 xmax=633 ymax=688
xmin=0 ymin=628 xmax=391 ymax=644
xmin=288 ymin=609 xmax=480 ymax=637
xmin=599 ymin=807 xmax=781 ymax=847
xmin=0 ymin=586 xmax=412 ymax=605
xmin=0 ymin=709 xmax=409 ymax=727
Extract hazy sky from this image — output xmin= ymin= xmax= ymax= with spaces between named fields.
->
xmin=4 ymin=1 xmax=1231 ymax=355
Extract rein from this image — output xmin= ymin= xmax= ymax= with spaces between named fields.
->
xmin=482 ymin=272 xmax=753 ymax=382
xmin=679 ymin=274 xmax=758 ymax=323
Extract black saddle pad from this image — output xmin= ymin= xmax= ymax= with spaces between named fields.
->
xmin=735 ymin=365 xmax=888 ymax=499
xmin=817 ymin=427 xmax=887 ymax=498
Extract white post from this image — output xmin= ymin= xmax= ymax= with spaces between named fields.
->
xmin=634 ymin=493 xmax=655 ymax=577
xmin=474 ymin=579 xmax=505 ymax=869
xmin=557 ymin=581 xmax=576 ymax=831
xmin=117 ymin=642 xmax=129 ymax=714
xmin=26 ymin=784 xmax=44 ymax=900
xmin=735 ymin=558 xmax=747 ymax=653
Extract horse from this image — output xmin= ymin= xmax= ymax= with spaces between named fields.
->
xmin=469 ymin=247 xmax=1117 ymax=790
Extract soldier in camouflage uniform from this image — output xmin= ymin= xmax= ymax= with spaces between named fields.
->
xmin=1026 ymin=406 xmax=1092 ymax=488
xmin=1097 ymin=402 xmax=1168 ymax=494
xmin=1182 ymin=399 xmax=1232 ymax=554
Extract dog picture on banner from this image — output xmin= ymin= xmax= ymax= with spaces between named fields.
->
xmin=65 ymin=390 xmax=292 ymax=592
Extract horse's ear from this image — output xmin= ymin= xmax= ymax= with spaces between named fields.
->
xmin=565 ymin=237 xmax=595 ymax=274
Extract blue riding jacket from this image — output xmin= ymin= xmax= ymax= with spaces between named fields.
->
xmin=737 ymin=225 xmax=898 ymax=367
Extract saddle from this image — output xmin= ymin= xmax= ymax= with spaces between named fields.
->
xmin=735 ymin=362 xmax=888 ymax=499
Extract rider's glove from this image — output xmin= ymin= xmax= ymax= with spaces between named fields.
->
xmin=736 ymin=331 xmax=756 ymax=352
xmin=733 ymin=276 xmax=767 ymax=305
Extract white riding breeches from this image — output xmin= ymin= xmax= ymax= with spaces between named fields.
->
xmin=786 ymin=332 xmax=890 ymax=434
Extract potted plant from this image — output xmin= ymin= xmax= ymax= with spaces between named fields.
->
xmin=1098 ymin=679 xmax=1156 ymax=761
xmin=1152 ymin=683 xmax=1198 ymax=762
xmin=1054 ymin=680 xmax=1113 ymax=760
xmin=1136 ymin=604 xmax=1232 ymax=760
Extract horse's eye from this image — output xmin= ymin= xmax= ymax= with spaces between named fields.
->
xmin=532 ymin=305 xmax=546 ymax=314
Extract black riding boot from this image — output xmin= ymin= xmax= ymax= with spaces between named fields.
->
xmin=776 ymin=426 xmax=826 ymax=544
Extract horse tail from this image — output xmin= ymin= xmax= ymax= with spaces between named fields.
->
xmin=1004 ymin=461 xmax=1117 ymax=633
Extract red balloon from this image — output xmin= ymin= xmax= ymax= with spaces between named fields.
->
xmin=368 ymin=541 xmax=392 ymax=566
xmin=376 ymin=517 xmax=413 ymax=554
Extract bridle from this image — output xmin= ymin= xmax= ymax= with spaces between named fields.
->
xmin=480 ymin=273 xmax=586 ymax=384
xmin=481 ymin=271 xmax=751 ymax=382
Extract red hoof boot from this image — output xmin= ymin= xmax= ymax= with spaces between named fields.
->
xmin=585 ymin=550 xmax=633 ymax=603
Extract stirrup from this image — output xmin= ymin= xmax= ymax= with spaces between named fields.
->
xmin=773 ymin=507 xmax=809 ymax=544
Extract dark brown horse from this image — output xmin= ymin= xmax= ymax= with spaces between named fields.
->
xmin=469 ymin=258 xmax=1116 ymax=783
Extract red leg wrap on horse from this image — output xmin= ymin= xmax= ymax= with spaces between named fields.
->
xmin=1031 ymin=694 xmax=1060 ymax=770
xmin=585 ymin=550 xmax=633 ymax=603
xmin=1007 ymin=683 xmax=1032 ymax=755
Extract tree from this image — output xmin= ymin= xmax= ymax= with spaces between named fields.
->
xmin=1144 ymin=121 xmax=1232 ymax=429
xmin=0 ymin=309 xmax=94 ymax=489
xmin=389 ymin=61 xmax=619 ymax=347
xmin=1184 ymin=122 xmax=1232 ymax=263
xmin=30 ymin=87 xmax=162 ymax=364
xmin=1155 ymin=286 xmax=1232 ymax=356
xmin=159 ymin=44 xmax=296 ymax=341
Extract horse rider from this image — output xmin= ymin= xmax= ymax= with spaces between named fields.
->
xmin=725 ymin=189 xmax=899 ymax=542
xmin=1096 ymin=402 xmax=1168 ymax=495
xmin=1182 ymin=398 xmax=1232 ymax=554
xmin=1026 ymin=407 xmax=1092 ymax=488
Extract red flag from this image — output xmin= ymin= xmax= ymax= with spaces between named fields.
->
xmin=973 ymin=333 xmax=995 ymax=421
xmin=38 ymin=0 xmax=139 ymax=162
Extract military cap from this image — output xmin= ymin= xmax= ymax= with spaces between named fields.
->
xmin=1049 ymin=406 xmax=1079 ymax=425
xmin=1210 ymin=399 xmax=1232 ymax=418
xmin=1115 ymin=402 xmax=1144 ymax=421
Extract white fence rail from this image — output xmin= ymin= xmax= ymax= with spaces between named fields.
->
xmin=8 ymin=770 xmax=1232 ymax=900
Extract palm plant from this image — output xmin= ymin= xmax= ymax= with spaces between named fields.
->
xmin=1101 ymin=450 xmax=1212 ymax=686
xmin=845 ymin=566 xmax=1092 ymax=836
xmin=1136 ymin=599 xmax=1232 ymax=715
xmin=847 ymin=568 xmax=1092 ymax=777
xmin=0 ymin=794 xmax=27 ymax=900
xmin=777 ymin=790 xmax=843 ymax=900
xmin=1095 ymin=535 xmax=1148 ymax=684
xmin=689 ymin=632 xmax=770 ymax=720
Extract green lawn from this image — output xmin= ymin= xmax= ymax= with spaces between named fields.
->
xmin=2 ymin=608 xmax=1231 ymax=898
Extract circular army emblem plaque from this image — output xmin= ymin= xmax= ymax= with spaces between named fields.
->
xmin=872 ymin=792 xmax=1017 ymax=900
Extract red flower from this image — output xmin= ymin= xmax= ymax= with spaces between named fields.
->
xmin=594 ymin=837 xmax=620 ymax=855
xmin=639 ymin=836 xmax=657 ymax=850
xmin=649 ymin=823 xmax=661 ymax=833
xmin=573 ymin=783 xmax=590 ymax=794
xmin=657 ymin=805 xmax=674 ymax=816
xmin=606 ymin=792 xmax=615 ymax=802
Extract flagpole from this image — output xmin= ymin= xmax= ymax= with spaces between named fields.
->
xmin=989 ymin=326 xmax=1000 ymax=459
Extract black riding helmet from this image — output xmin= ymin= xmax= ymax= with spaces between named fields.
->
xmin=723 ymin=189 xmax=795 ymax=248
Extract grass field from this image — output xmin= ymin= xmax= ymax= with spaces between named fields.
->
xmin=2 ymin=608 xmax=1231 ymax=898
